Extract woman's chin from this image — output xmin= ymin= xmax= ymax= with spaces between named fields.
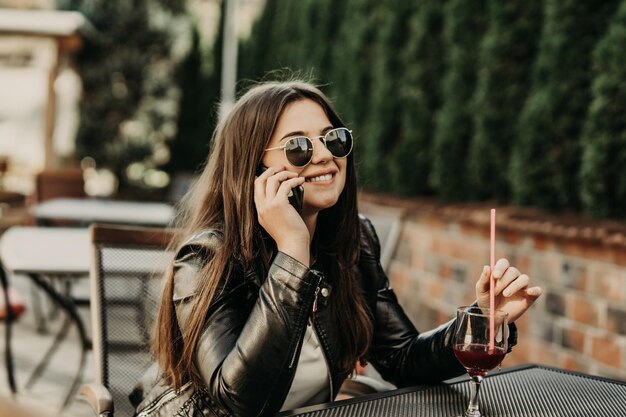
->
xmin=304 ymin=196 xmax=339 ymax=213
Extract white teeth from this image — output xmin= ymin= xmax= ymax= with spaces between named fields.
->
xmin=307 ymin=174 xmax=333 ymax=182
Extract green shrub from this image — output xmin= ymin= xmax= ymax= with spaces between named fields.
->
xmin=362 ymin=0 xmax=418 ymax=191
xmin=431 ymin=0 xmax=488 ymax=201
xmin=468 ymin=0 xmax=543 ymax=201
xmin=390 ymin=0 xmax=447 ymax=196
xmin=580 ymin=0 xmax=626 ymax=218
xmin=58 ymin=0 xmax=190 ymax=193
xmin=509 ymin=0 xmax=619 ymax=210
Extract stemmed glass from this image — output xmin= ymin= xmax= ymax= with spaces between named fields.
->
xmin=453 ymin=306 xmax=508 ymax=417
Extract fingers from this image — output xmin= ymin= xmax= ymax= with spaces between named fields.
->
xmin=476 ymin=258 xmax=531 ymax=297
xmin=475 ymin=258 xmax=511 ymax=295
xmin=254 ymin=166 xmax=304 ymax=208
xmin=475 ymin=265 xmax=491 ymax=294
xmin=265 ymin=169 xmax=299 ymax=195
xmin=525 ymin=286 xmax=543 ymax=298
xmin=501 ymin=273 xmax=528 ymax=297
xmin=254 ymin=165 xmax=279 ymax=201
xmin=492 ymin=258 xmax=510 ymax=279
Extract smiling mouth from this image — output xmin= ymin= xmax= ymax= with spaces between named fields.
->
xmin=306 ymin=173 xmax=333 ymax=182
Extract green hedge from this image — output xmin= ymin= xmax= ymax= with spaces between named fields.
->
xmin=236 ymin=0 xmax=626 ymax=219
xmin=468 ymin=0 xmax=543 ymax=202
xmin=509 ymin=0 xmax=620 ymax=210
xmin=390 ymin=0 xmax=447 ymax=196
xmin=64 ymin=0 xmax=626 ymax=218
xmin=580 ymin=1 xmax=626 ymax=218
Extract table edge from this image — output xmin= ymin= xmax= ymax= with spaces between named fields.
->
xmin=276 ymin=364 xmax=626 ymax=416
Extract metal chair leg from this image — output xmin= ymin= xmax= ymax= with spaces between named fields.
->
xmin=1 ymin=263 xmax=17 ymax=393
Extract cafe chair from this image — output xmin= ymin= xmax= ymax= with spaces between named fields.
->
xmin=26 ymin=168 xmax=86 ymax=333
xmin=361 ymin=213 xmax=402 ymax=273
xmin=33 ymin=168 xmax=86 ymax=206
xmin=79 ymin=224 xmax=176 ymax=417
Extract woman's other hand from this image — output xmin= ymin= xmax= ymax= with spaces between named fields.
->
xmin=254 ymin=166 xmax=309 ymax=265
xmin=475 ymin=258 xmax=542 ymax=323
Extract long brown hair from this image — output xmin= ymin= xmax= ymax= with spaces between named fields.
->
xmin=153 ymin=80 xmax=373 ymax=389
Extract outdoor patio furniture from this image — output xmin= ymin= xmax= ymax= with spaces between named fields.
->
xmin=28 ymin=197 xmax=174 ymax=334
xmin=79 ymin=223 xmax=175 ymax=417
xmin=31 ymin=197 xmax=175 ymax=228
xmin=278 ymin=364 xmax=626 ymax=417
xmin=0 ymin=226 xmax=91 ymax=407
xmin=34 ymin=169 xmax=86 ymax=205
xmin=1 ymin=259 xmax=25 ymax=394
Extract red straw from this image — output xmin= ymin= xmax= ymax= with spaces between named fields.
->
xmin=489 ymin=209 xmax=496 ymax=352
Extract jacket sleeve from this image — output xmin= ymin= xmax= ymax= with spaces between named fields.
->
xmin=172 ymin=230 xmax=321 ymax=417
xmin=360 ymin=217 xmax=466 ymax=387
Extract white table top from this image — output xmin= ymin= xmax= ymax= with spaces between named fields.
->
xmin=30 ymin=198 xmax=175 ymax=227
xmin=0 ymin=226 xmax=172 ymax=276
xmin=0 ymin=227 xmax=90 ymax=275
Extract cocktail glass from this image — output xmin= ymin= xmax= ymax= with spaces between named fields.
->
xmin=453 ymin=306 xmax=508 ymax=417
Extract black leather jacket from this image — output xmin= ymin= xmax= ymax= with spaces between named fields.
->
xmin=134 ymin=216 xmax=515 ymax=417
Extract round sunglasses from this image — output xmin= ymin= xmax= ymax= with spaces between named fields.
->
xmin=264 ymin=127 xmax=353 ymax=168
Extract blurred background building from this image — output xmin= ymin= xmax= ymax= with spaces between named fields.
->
xmin=0 ymin=0 xmax=264 ymax=198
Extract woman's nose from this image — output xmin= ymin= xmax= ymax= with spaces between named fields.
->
xmin=310 ymin=138 xmax=333 ymax=164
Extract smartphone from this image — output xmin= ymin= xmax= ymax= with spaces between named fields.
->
xmin=256 ymin=165 xmax=304 ymax=214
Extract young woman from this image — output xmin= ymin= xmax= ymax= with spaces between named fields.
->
xmin=134 ymin=81 xmax=542 ymax=417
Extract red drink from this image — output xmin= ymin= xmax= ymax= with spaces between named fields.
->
xmin=453 ymin=343 xmax=505 ymax=377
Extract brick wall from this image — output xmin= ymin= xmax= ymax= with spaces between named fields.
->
xmin=360 ymin=193 xmax=626 ymax=382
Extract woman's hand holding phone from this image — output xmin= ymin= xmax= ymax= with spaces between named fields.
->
xmin=254 ymin=166 xmax=310 ymax=266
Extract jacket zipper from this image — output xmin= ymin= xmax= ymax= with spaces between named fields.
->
xmin=310 ymin=286 xmax=321 ymax=325
xmin=312 ymin=316 xmax=334 ymax=401
xmin=310 ymin=270 xmax=334 ymax=401
xmin=289 ymin=273 xmax=323 ymax=369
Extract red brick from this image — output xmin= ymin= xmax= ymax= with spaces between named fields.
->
xmin=571 ymin=294 xmax=599 ymax=326
xmin=513 ymin=313 xmax=530 ymax=333
xmin=561 ymin=240 xmax=588 ymax=258
xmin=459 ymin=222 xmax=484 ymax=237
xmin=506 ymin=337 xmax=530 ymax=365
xmin=559 ymin=261 xmax=588 ymax=291
xmin=591 ymin=335 xmax=622 ymax=367
xmin=561 ymin=324 xmax=586 ymax=353
xmin=439 ymin=263 xmax=451 ymax=279
xmin=533 ymin=235 xmax=552 ymax=250
xmin=515 ymin=255 xmax=531 ymax=276
xmin=543 ymin=256 xmax=563 ymax=284
xmin=590 ymin=268 xmax=624 ymax=302
xmin=606 ymin=305 xmax=626 ymax=336
xmin=424 ymin=278 xmax=443 ymax=299
xmin=423 ymin=216 xmax=447 ymax=230
xmin=613 ymin=249 xmax=626 ymax=267
xmin=501 ymin=230 xmax=523 ymax=245
xmin=529 ymin=340 xmax=560 ymax=366
xmin=545 ymin=291 xmax=567 ymax=317
xmin=388 ymin=264 xmax=409 ymax=291
xmin=576 ymin=243 xmax=613 ymax=263
xmin=559 ymin=352 xmax=587 ymax=372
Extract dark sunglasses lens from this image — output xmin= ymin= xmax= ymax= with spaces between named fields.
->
xmin=325 ymin=128 xmax=352 ymax=157
xmin=285 ymin=137 xmax=313 ymax=167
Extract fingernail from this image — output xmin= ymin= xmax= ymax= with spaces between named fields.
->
xmin=483 ymin=266 xmax=489 ymax=274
